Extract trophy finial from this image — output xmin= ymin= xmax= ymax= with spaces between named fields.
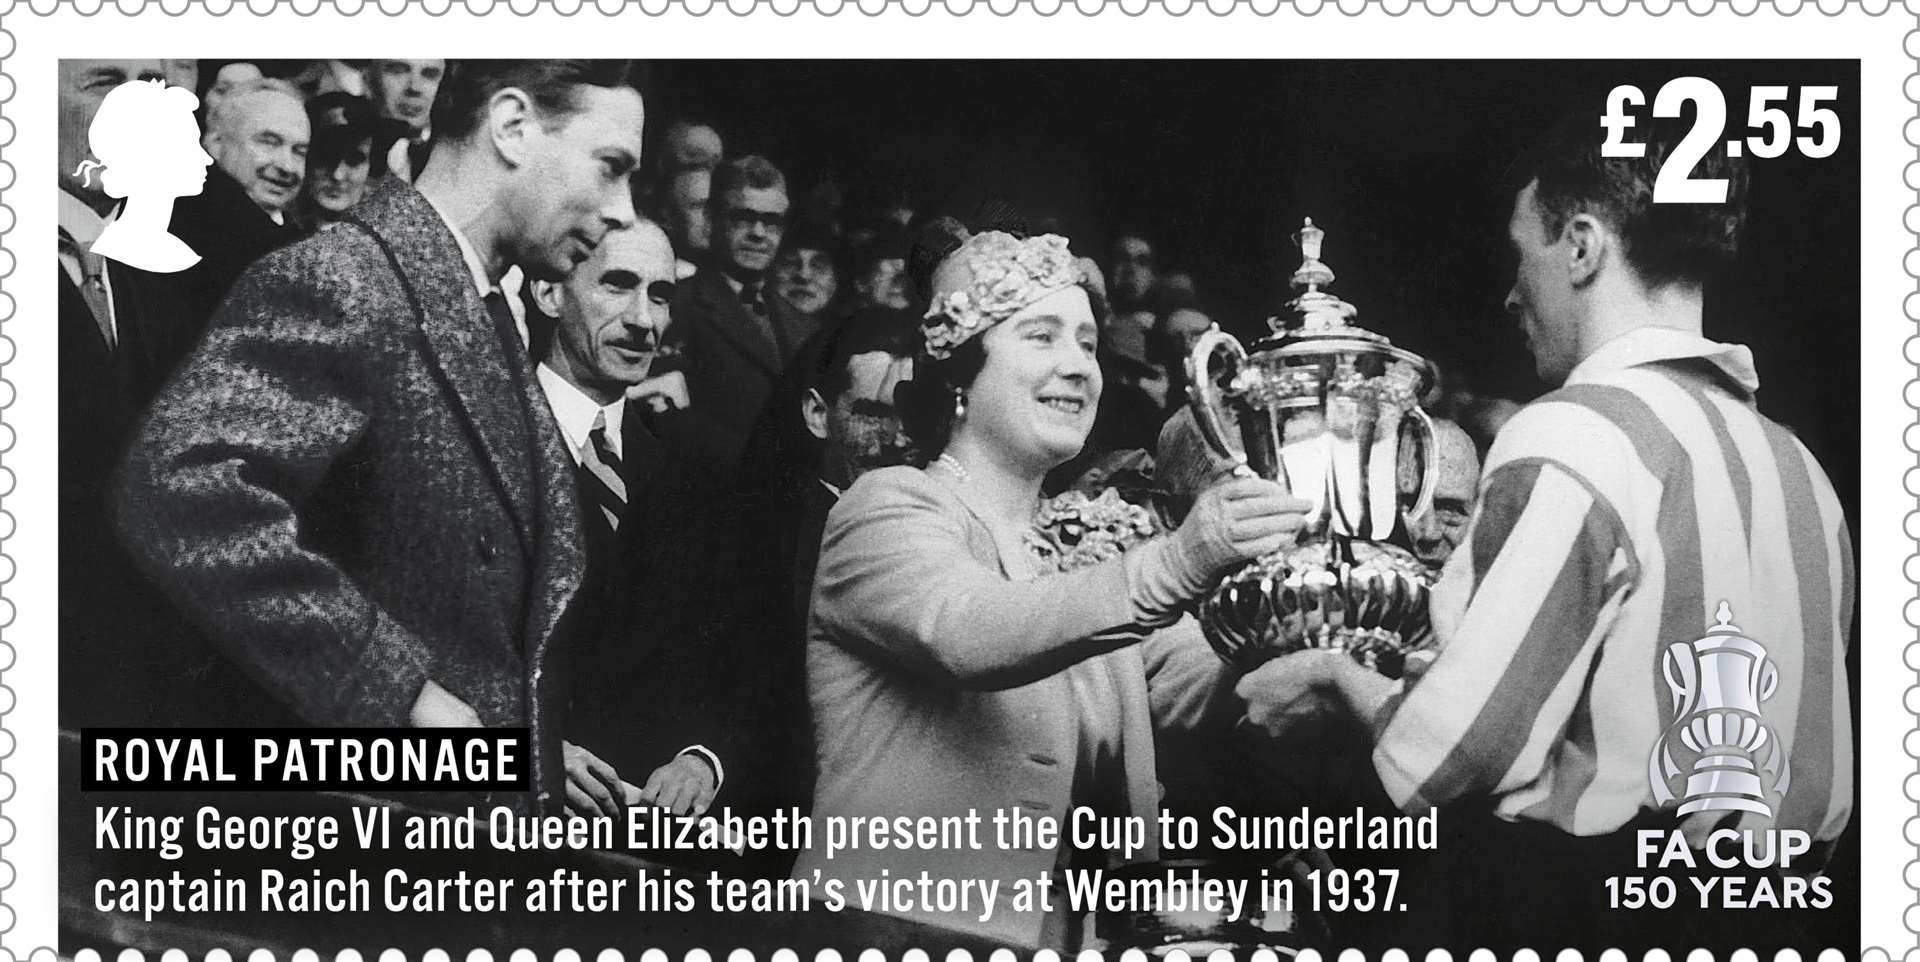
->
xmin=1291 ymin=217 xmax=1335 ymax=292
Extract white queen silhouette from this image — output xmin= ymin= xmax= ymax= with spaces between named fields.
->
xmin=76 ymin=78 xmax=212 ymax=274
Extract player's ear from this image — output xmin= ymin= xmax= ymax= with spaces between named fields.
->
xmin=1565 ymin=213 xmax=1607 ymax=288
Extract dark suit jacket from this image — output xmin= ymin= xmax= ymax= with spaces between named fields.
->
xmin=672 ymin=266 xmax=782 ymax=483
xmin=120 ymin=178 xmax=585 ymax=810
xmin=58 ymin=255 xmax=208 ymax=728
xmin=152 ymin=165 xmax=303 ymax=376
xmin=559 ymin=403 xmax=748 ymax=811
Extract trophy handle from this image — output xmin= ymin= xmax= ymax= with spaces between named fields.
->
xmin=1404 ymin=406 xmax=1439 ymax=523
xmin=1187 ymin=325 xmax=1251 ymax=475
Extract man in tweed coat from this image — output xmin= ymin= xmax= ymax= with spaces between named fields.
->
xmin=120 ymin=61 xmax=644 ymax=811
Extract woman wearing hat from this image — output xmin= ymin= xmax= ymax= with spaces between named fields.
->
xmin=295 ymin=91 xmax=406 ymax=230
xmin=795 ymin=228 xmax=1309 ymax=948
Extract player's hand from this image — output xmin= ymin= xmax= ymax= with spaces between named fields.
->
xmin=1234 ymin=649 xmax=1345 ymax=735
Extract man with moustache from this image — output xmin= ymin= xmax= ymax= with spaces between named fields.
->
xmin=368 ymin=58 xmax=446 ymax=182
xmin=122 ymin=61 xmax=644 ymax=813
xmin=671 ymin=154 xmax=793 ymax=481
xmin=156 ymin=76 xmax=308 ymax=368
xmin=525 ymin=220 xmax=739 ymax=823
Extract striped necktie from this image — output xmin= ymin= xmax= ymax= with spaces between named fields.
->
xmin=578 ymin=410 xmax=626 ymax=532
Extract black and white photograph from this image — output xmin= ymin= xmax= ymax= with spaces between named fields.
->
xmin=55 ymin=56 xmax=1860 ymax=955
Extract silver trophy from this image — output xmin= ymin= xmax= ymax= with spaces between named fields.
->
xmin=1649 ymin=601 xmax=1791 ymax=817
xmin=1187 ymin=219 xmax=1440 ymax=677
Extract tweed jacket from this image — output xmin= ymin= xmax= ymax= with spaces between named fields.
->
xmin=120 ymin=178 xmax=585 ymax=808
xmin=796 ymin=466 xmax=1225 ymax=946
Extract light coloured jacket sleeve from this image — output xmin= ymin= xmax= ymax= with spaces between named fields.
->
xmin=811 ymin=467 xmax=1188 ymax=691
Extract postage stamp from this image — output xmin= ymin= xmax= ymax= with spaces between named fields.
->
xmin=5 ymin=1 xmax=1913 ymax=957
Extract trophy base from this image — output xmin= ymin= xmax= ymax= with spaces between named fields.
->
xmin=1198 ymin=538 xmax=1435 ymax=678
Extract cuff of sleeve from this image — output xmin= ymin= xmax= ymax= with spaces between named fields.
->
xmin=1124 ymin=537 xmax=1211 ymax=627
xmin=678 ymin=744 xmax=725 ymax=792
xmin=333 ymin=608 xmax=435 ymax=727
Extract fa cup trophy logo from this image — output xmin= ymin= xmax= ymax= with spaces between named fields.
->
xmin=1648 ymin=601 xmax=1792 ymax=817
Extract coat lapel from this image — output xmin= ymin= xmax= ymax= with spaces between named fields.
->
xmin=694 ymin=270 xmax=780 ymax=378
xmin=347 ymin=182 xmax=539 ymax=555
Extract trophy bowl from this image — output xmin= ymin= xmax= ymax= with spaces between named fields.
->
xmin=1199 ymin=537 xmax=1434 ymax=676
xmin=1188 ymin=218 xmax=1441 ymax=679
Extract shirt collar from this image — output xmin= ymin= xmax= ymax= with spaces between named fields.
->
xmin=58 ymin=189 xmax=110 ymax=248
xmin=1565 ymin=326 xmax=1760 ymax=396
xmin=418 ymin=188 xmax=496 ymax=297
xmin=536 ymin=362 xmax=625 ymax=462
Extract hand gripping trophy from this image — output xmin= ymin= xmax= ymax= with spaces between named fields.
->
xmin=1187 ymin=218 xmax=1441 ymax=677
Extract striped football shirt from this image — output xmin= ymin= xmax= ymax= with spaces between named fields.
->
xmin=1372 ymin=327 xmax=1854 ymax=847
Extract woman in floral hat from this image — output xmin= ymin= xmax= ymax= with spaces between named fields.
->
xmin=795 ymin=227 xmax=1311 ymax=948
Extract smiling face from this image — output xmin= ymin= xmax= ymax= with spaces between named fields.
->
xmin=542 ymin=221 xmax=676 ymax=404
xmin=953 ymin=286 xmax=1103 ymax=473
xmin=372 ymin=59 xmax=444 ymax=133
xmin=1504 ymin=181 xmax=1583 ymax=386
xmin=504 ymin=84 xmax=645 ymax=283
xmin=208 ymin=88 xmax=309 ymax=217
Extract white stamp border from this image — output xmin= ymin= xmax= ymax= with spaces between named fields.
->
xmin=5 ymin=4 xmax=1913 ymax=958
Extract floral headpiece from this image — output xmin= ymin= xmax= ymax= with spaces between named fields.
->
xmin=922 ymin=231 xmax=1081 ymax=361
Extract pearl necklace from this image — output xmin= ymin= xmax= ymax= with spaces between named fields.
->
xmin=936 ymin=453 xmax=971 ymax=483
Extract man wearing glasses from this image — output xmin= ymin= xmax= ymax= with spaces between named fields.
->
xmin=670 ymin=153 xmax=793 ymax=482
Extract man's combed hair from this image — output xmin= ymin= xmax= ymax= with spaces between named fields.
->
xmin=431 ymin=60 xmax=637 ymax=143
xmin=206 ymin=76 xmax=304 ymax=140
xmin=710 ymin=154 xmax=787 ymax=201
xmin=1512 ymin=113 xmax=1748 ymax=291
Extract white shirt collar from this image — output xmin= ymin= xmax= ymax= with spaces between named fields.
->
xmin=418 ymin=187 xmax=529 ymax=344
xmin=536 ymin=362 xmax=626 ymax=463
xmin=58 ymin=189 xmax=109 ymax=247
xmin=1565 ymin=325 xmax=1760 ymax=396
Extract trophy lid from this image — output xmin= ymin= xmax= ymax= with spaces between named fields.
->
xmin=1252 ymin=217 xmax=1441 ymax=402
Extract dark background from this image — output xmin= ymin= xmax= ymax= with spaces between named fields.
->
xmin=648 ymin=60 xmax=1860 ymax=508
